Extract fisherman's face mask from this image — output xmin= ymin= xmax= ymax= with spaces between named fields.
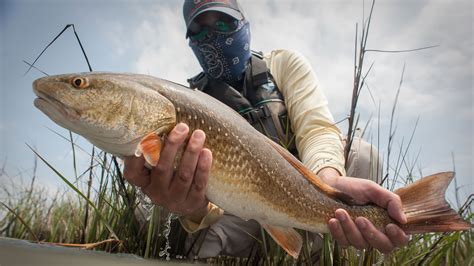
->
xmin=189 ymin=20 xmax=251 ymax=87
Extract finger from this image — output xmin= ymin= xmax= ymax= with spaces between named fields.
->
xmin=193 ymin=148 xmax=212 ymax=191
xmin=386 ymin=223 xmax=409 ymax=248
xmin=148 ymin=123 xmax=189 ymax=191
xmin=335 ymin=209 xmax=368 ymax=249
xmin=123 ymin=155 xmax=150 ymax=188
xmin=328 ymin=218 xmax=349 ymax=248
xmin=355 ymin=217 xmax=394 ymax=254
xmin=387 ymin=196 xmax=407 ymax=224
xmin=169 ymin=130 xmax=206 ymax=205
xmin=366 ymin=184 xmax=407 ymax=224
xmin=183 ymin=148 xmax=212 ymax=210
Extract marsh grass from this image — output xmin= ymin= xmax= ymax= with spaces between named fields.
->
xmin=1 ymin=159 xmax=472 ymax=265
xmin=0 ymin=144 xmax=169 ymax=257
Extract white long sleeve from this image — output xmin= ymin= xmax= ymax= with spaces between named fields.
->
xmin=264 ymin=49 xmax=346 ymax=175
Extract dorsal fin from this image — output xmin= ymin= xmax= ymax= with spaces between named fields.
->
xmin=267 ymin=139 xmax=356 ymax=205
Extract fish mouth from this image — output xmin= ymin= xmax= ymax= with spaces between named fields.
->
xmin=33 ymin=87 xmax=80 ymax=121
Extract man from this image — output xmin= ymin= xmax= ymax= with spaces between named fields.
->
xmin=124 ymin=0 xmax=409 ymax=258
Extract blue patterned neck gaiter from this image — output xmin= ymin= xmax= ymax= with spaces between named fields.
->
xmin=189 ymin=21 xmax=251 ymax=88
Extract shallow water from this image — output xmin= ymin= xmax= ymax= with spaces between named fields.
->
xmin=0 ymin=237 xmax=200 ymax=266
xmin=159 ymin=213 xmax=178 ymax=261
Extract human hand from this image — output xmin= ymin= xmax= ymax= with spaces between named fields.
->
xmin=123 ymin=123 xmax=213 ymax=221
xmin=318 ymin=168 xmax=409 ymax=253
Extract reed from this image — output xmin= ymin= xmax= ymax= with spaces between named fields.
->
xmin=0 ymin=156 xmax=472 ymax=265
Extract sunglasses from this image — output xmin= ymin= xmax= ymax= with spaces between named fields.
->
xmin=188 ymin=19 xmax=241 ymax=42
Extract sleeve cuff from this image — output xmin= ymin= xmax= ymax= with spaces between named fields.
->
xmin=312 ymin=159 xmax=346 ymax=177
xmin=178 ymin=202 xmax=224 ymax=233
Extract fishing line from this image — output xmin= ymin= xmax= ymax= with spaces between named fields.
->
xmin=25 ymin=23 xmax=152 ymax=247
xmin=22 ymin=60 xmax=49 ymax=76
xmin=24 ymin=24 xmax=93 ymax=75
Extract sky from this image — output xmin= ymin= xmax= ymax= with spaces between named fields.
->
xmin=0 ymin=0 xmax=472 ymax=207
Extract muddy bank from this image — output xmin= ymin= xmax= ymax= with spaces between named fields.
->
xmin=0 ymin=237 xmax=200 ymax=266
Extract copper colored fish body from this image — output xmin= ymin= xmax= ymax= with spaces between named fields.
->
xmin=33 ymin=72 xmax=472 ymax=258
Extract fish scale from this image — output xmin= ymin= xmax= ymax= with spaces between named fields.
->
xmin=32 ymin=72 xmax=472 ymax=258
xmin=165 ymin=87 xmax=325 ymax=227
xmin=28 ymin=73 xmax=414 ymax=227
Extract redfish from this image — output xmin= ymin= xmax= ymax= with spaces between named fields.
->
xmin=33 ymin=72 xmax=472 ymax=258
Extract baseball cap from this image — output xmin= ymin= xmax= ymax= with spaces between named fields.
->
xmin=183 ymin=0 xmax=244 ymax=36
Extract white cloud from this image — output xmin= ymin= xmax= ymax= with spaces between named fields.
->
xmin=105 ymin=0 xmax=472 ymax=192
xmin=106 ymin=21 xmax=129 ymax=56
xmin=99 ymin=3 xmax=199 ymax=84
xmin=362 ymin=0 xmax=472 ymax=116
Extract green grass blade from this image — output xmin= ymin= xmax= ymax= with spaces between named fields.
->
xmin=26 ymin=144 xmax=119 ymax=240
xmin=144 ymin=205 xmax=156 ymax=258
xmin=0 ymin=201 xmax=39 ymax=241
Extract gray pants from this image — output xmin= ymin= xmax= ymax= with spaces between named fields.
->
xmin=185 ymin=138 xmax=381 ymax=258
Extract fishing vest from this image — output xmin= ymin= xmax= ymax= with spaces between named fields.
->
xmin=188 ymin=52 xmax=298 ymax=156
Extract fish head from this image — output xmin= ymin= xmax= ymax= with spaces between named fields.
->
xmin=33 ymin=72 xmax=176 ymax=156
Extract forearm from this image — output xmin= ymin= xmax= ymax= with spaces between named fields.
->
xmin=317 ymin=167 xmax=342 ymax=187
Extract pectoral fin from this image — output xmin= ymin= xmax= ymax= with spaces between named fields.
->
xmin=261 ymin=223 xmax=302 ymax=259
xmin=135 ymin=132 xmax=162 ymax=167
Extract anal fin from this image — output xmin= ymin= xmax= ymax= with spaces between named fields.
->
xmin=261 ymin=223 xmax=302 ymax=259
xmin=135 ymin=132 xmax=162 ymax=167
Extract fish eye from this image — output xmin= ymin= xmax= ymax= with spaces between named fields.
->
xmin=71 ymin=77 xmax=89 ymax=89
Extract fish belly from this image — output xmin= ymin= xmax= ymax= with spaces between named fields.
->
xmin=206 ymin=177 xmax=330 ymax=233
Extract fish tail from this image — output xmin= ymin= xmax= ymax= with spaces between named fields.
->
xmin=395 ymin=172 xmax=472 ymax=234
